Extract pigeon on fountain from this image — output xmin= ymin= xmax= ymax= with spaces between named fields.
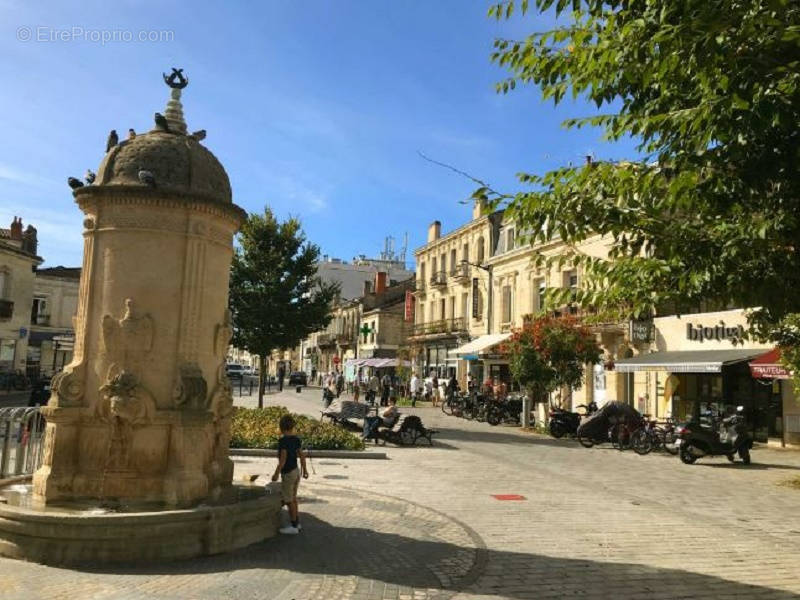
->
xmin=106 ymin=129 xmax=118 ymax=152
xmin=154 ymin=112 xmax=170 ymax=132
xmin=127 ymin=128 xmax=136 ymax=141
xmin=85 ymin=170 xmax=96 ymax=185
xmin=190 ymin=129 xmax=206 ymax=141
xmin=138 ymin=169 xmax=156 ymax=187
xmin=68 ymin=176 xmax=84 ymax=189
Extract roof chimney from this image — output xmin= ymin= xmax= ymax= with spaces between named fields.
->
xmin=9 ymin=217 xmax=23 ymax=241
xmin=427 ymin=221 xmax=441 ymax=243
xmin=22 ymin=225 xmax=37 ymax=256
xmin=472 ymin=199 xmax=486 ymax=220
xmin=375 ymin=271 xmax=387 ymax=295
xmin=585 ymin=155 xmax=593 ymax=165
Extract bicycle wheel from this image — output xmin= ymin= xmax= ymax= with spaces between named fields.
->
xmin=631 ymin=429 xmax=653 ymax=455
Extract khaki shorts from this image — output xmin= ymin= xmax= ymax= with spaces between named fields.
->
xmin=281 ymin=468 xmax=300 ymax=503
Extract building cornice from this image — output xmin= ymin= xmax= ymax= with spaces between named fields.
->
xmin=414 ymin=211 xmax=501 ymax=256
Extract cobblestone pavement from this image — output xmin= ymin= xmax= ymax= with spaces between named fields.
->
xmin=2 ymin=388 xmax=800 ymax=598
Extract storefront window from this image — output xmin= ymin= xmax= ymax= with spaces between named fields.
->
xmin=0 ymin=339 xmax=17 ymax=370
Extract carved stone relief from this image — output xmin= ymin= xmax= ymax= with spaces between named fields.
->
xmin=173 ymin=363 xmax=209 ymax=410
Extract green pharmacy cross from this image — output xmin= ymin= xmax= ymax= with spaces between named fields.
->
xmin=359 ymin=324 xmax=374 ymax=342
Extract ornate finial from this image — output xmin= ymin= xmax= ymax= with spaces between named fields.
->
xmin=160 ymin=68 xmax=188 ymax=135
xmin=162 ymin=68 xmax=189 ymax=89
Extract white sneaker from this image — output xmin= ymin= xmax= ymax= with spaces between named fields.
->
xmin=279 ymin=525 xmax=299 ymax=535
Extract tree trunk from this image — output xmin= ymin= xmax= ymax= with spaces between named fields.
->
xmin=258 ymin=355 xmax=266 ymax=409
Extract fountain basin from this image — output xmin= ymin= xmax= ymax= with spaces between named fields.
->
xmin=0 ymin=478 xmax=281 ymax=564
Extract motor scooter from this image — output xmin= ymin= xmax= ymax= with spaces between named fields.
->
xmin=675 ymin=405 xmax=753 ymax=465
xmin=549 ymin=402 xmax=597 ymax=438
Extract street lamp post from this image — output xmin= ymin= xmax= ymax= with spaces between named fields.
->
xmin=461 ymin=260 xmax=493 ymax=335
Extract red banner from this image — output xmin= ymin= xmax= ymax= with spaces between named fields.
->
xmin=404 ymin=290 xmax=414 ymax=322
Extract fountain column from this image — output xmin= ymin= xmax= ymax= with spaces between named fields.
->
xmin=32 ymin=70 xmax=246 ymax=507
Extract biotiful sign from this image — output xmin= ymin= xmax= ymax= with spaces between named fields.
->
xmin=686 ymin=321 xmax=745 ymax=343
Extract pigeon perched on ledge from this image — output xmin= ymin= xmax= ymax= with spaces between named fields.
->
xmin=85 ymin=170 xmax=96 ymax=185
xmin=154 ymin=112 xmax=170 ymax=132
xmin=127 ymin=128 xmax=136 ymax=141
xmin=138 ymin=169 xmax=155 ymax=186
xmin=67 ymin=177 xmax=84 ymax=189
xmin=190 ymin=129 xmax=206 ymax=141
xmin=106 ymin=129 xmax=118 ymax=152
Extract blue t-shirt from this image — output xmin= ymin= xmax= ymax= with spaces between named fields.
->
xmin=277 ymin=435 xmax=302 ymax=474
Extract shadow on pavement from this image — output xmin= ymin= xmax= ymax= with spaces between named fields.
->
xmin=72 ymin=515 xmax=800 ymax=599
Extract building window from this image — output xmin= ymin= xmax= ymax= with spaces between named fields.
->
xmin=428 ymin=303 xmax=434 ymax=322
xmin=419 ymin=262 xmax=425 ymax=286
xmin=463 ymin=243 xmax=469 ymax=263
xmin=440 ymin=252 xmax=447 ymax=276
xmin=534 ymin=278 xmax=546 ymax=312
xmin=370 ymin=321 xmax=376 ymax=343
xmin=0 ymin=270 xmax=8 ymax=299
xmin=449 ymin=296 xmax=455 ymax=320
xmin=506 ymin=228 xmax=515 ymax=252
xmin=461 ymin=293 xmax=468 ymax=319
xmin=32 ymin=296 xmax=49 ymax=325
xmin=502 ymin=285 xmax=512 ymax=324
xmin=474 ymin=291 xmax=483 ymax=320
xmin=440 ymin=298 xmax=446 ymax=321
xmin=477 ymin=238 xmax=485 ymax=264
xmin=564 ymin=270 xmax=578 ymax=314
xmin=418 ymin=303 xmax=425 ymax=324
xmin=431 ymin=257 xmax=437 ymax=277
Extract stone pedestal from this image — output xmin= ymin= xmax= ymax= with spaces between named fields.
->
xmin=32 ymin=109 xmax=245 ymax=508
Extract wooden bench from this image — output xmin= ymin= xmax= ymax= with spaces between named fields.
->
xmin=322 ymin=400 xmax=372 ymax=426
xmin=373 ymin=414 xmax=438 ymax=446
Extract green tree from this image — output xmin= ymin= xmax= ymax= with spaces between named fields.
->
xmin=503 ymin=315 xmax=602 ymax=406
xmin=482 ymin=2 xmax=800 ymax=340
xmin=229 ymin=208 xmax=339 ymax=407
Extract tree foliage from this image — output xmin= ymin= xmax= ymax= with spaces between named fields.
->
xmin=229 ymin=208 xmax=339 ymax=405
xmin=483 ymin=1 xmax=800 ymax=334
xmin=502 ymin=315 xmax=602 ymax=404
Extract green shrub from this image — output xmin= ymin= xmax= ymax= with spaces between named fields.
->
xmin=230 ymin=406 xmax=365 ymax=451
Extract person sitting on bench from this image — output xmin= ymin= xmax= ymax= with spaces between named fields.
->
xmin=363 ymin=398 xmax=399 ymax=440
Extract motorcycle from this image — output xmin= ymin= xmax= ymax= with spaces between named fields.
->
xmin=549 ymin=402 xmax=597 ymax=438
xmin=675 ymin=406 xmax=753 ymax=465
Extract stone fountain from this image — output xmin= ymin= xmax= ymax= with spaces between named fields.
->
xmin=0 ymin=70 xmax=281 ymax=563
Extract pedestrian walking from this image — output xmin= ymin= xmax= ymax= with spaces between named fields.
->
xmin=431 ymin=372 xmax=439 ymax=407
xmin=367 ymin=372 xmax=380 ymax=406
xmin=278 ymin=365 xmax=285 ymax=392
xmin=380 ymin=372 xmax=392 ymax=406
xmin=336 ymin=371 xmax=344 ymax=398
xmin=409 ymin=373 xmax=420 ymax=407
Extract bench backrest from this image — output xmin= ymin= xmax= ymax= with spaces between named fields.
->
xmin=340 ymin=401 xmax=369 ymax=419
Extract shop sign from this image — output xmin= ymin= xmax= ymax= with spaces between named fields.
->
xmin=629 ymin=320 xmax=653 ymax=343
xmin=404 ymin=290 xmax=414 ymax=322
xmin=472 ymin=278 xmax=479 ymax=318
xmin=686 ymin=321 xmax=745 ymax=343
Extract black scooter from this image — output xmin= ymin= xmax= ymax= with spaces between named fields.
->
xmin=549 ymin=402 xmax=597 ymax=438
xmin=675 ymin=406 xmax=753 ymax=465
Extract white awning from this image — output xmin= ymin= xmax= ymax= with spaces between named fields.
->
xmin=450 ymin=333 xmax=511 ymax=358
xmin=614 ymin=349 xmax=766 ymax=373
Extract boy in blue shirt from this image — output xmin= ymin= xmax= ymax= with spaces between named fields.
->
xmin=271 ymin=415 xmax=308 ymax=534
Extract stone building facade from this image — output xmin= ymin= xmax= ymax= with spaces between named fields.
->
xmin=27 ymin=266 xmax=80 ymax=377
xmin=0 ymin=217 xmax=41 ymax=373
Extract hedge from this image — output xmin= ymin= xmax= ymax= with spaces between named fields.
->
xmin=230 ymin=406 xmax=365 ymax=451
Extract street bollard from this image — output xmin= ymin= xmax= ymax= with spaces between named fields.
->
xmin=521 ymin=395 xmax=531 ymax=428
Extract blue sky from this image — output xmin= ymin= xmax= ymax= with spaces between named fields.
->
xmin=0 ymin=0 xmax=636 ymax=268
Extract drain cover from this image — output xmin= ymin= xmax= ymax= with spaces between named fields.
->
xmin=492 ymin=494 xmax=526 ymax=501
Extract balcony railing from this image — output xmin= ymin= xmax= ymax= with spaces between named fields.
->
xmin=0 ymin=299 xmax=13 ymax=320
xmin=335 ymin=333 xmax=356 ymax=346
xmin=451 ymin=263 xmax=470 ymax=283
xmin=430 ymin=271 xmax=448 ymax=288
xmin=409 ymin=317 xmax=467 ymax=337
xmin=316 ymin=333 xmax=335 ymax=347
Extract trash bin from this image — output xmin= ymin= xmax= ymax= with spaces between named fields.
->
xmin=296 ymin=385 xmax=303 ymax=393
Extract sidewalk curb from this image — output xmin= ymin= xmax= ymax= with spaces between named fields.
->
xmin=231 ymin=448 xmax=388 ymax=460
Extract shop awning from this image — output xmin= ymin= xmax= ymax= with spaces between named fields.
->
xmin=451 ymin=333 xmax=511 ymax=358
xmin=614 ymin=349 xmax=766 ymax=373
xmin=749 ymin=348 xmax=791 ymax=380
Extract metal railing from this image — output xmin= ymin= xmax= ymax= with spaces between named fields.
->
xmin=451 ymin=263 xmax=470 ymax=282
xmin=430 ymin=271 xmax=448 ymax=287
xmin=409 ymin=317 xmax=467 ymax=337
xmin=0 ymin=407 xmax=46 ymax=478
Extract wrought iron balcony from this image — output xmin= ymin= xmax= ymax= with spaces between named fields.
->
xmin=409 ymin=317 xmax=467 ymax=338
xmin=0 ymin=299 xmax=12 ymax=320
xmin=430 ymin=271 xmax=448 ymax=288
xmin=451 ymin=263 xmax=470 ymax=283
